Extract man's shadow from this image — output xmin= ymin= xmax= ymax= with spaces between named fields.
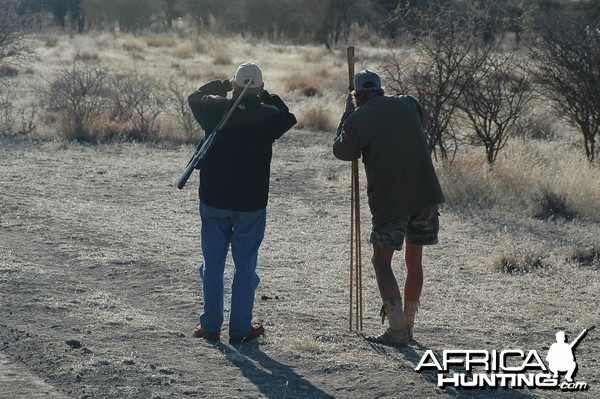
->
xmin=212 ymin=341 xmax=335 ymax=399
xmin=361 ymin=335 xmax=538 ymax=399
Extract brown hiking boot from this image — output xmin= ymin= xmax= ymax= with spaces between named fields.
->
xmin=193 ymin=324 xmax=220 ymax=341
xmin=229 ymin=323 xmax=265 ymax=344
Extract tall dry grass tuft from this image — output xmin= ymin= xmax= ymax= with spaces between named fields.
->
xmin=144 ymin=35 xmax=177 ymax=48
xmin=173 ymin=42 xmax=195 ymax=59
xmin=437 ymin=139 xmax=600 ymax=222
xmin=295 ymin=99 xmax=339 ymax=131
xmin=74 ymin=51 xmax=99 ymax=62
xmin=566 ymin=245 xmax=600 ymax=268
xmin=211 ymin=53 xmax=232 ymax=65
xmin=121 ymin=37 xmax=145 ymax=53
xmin=284 ymin=76 xmax=322 ymax=97
xmin=493 ymin=251 xmax=547 ymax=275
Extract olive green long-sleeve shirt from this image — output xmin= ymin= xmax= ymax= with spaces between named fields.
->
xmin=333 ymin=93 xmax=444 ymax=224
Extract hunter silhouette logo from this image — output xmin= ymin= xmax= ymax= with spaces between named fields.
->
xmin=415 ymin=325 xmax=594 ymax=391
xmin=547 ymin=326 xmax=594 ymax=384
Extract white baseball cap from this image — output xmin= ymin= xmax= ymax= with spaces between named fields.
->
xmin=234 ymin=62 xmax=263 ymax=88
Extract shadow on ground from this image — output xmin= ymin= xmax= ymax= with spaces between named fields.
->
xmin=213 ymin=341 xmax=335 ymax=399
xmin=361 ymin=335 xmax=539 ymax=399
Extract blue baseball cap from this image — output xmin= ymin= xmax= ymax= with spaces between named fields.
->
xmin=354 ymin=70 xmax=381 ymax=91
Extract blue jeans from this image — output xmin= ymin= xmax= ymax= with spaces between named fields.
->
xmin=198 ymin=202 xmax=266 ymax=336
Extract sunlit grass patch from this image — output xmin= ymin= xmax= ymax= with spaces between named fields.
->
xmin=295 ymin=98 xmax=338 ymax=131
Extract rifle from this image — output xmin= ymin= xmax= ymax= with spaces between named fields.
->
xmin=176 ymin=78 xmax=254 ymax=190
xmin=570 ymin=325 xmax=595 ymax=349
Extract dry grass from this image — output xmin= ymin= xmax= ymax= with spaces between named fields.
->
xmin=144 ymin=35 xmax=177 ymax=48
xmin=7 ymin=31 xmax=600 ymax=223
xmin=211 ymin=52 xmax=232 ymax=65
xmin=2 ymin=28 xmax=599 ymax=399
xmin=295 ymin=98 xmax=340 ymax=131
xmin=73 ymin=50 xmax=99 ymax=62
xmin=2 ymin=130 xmax=598 ymax=398
xmin=121 ymin=37 xmax=145 ymax=53
xmin=173 ymin=42 xmax=196 ymax=59
xmin=284 ymin=75 xmax=322 ymax=97
xmin=437 ymin=140 xmax=600 ymax=223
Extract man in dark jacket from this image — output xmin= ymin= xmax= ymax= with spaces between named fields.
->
xmin=333 ymin=70 xmax=444 ymax=345
xmin=188 ymin=62 xmax=296 ymax=344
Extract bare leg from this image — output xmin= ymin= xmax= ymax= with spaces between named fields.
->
xmin=404 ymin=244 xmax=423 ymax=301
xmin=369 ymin=245 xmax=409 ymax=345
xmin=371 ymin=245 xmax=401 ymax=300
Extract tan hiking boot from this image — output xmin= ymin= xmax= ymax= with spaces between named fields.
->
xmin=367 ymin=297 xmax=409 ymax=345
xmin=404 ymin=299 xmax=419 ymax=342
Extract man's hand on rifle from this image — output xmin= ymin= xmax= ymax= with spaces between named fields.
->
xmin=345 ymin=93 xmax=355 ymax=113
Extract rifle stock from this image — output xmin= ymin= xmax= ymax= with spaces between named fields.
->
xmin=176 ymin=143 xmax=204 ymax=190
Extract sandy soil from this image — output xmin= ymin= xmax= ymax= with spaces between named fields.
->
xmin=1 ymin=130 xmax=598 ymax=399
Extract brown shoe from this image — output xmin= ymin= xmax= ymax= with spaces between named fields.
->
xmin=229 ymin=323 xmax=265 ymax=344
xmin=193 ymin=324 xmax=220 ymax=341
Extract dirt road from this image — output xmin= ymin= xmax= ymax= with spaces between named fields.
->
xmin=1 ymin=131 xmax=598 ymax=398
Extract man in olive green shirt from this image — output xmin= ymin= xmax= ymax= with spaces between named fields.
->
xmin=334 ymin=70 xmax=444 ymax=345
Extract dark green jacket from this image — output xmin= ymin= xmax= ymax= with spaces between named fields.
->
xmin=333 ymin=93 xmax=444 ymax=224
xmin=188 ymin=80 xmax=296 ymax=211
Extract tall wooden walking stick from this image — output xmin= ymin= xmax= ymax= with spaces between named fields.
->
xmin=346 ymin=45 xmax=363 ymax=331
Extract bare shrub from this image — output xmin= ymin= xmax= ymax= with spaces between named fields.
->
xmin=381 ymin=3 xmax=496 ymax=162
xmin=459 ymin=52 xmax=534 ymax=166
xmin=44 ymin=61 xmax=111 ymax=142
xmin=106 ymin=71 xmax=165 ymax=142
xmin=531 ymin=15 xmax=600 ymax=162
xmin=0 ymin=0 xmax=34 ymax=70
xmin=163 ymin=79 xmax=201 ymax=142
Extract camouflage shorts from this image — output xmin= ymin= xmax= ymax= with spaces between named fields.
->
xmin=369 ymin=205 xmax=440 ymax=250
